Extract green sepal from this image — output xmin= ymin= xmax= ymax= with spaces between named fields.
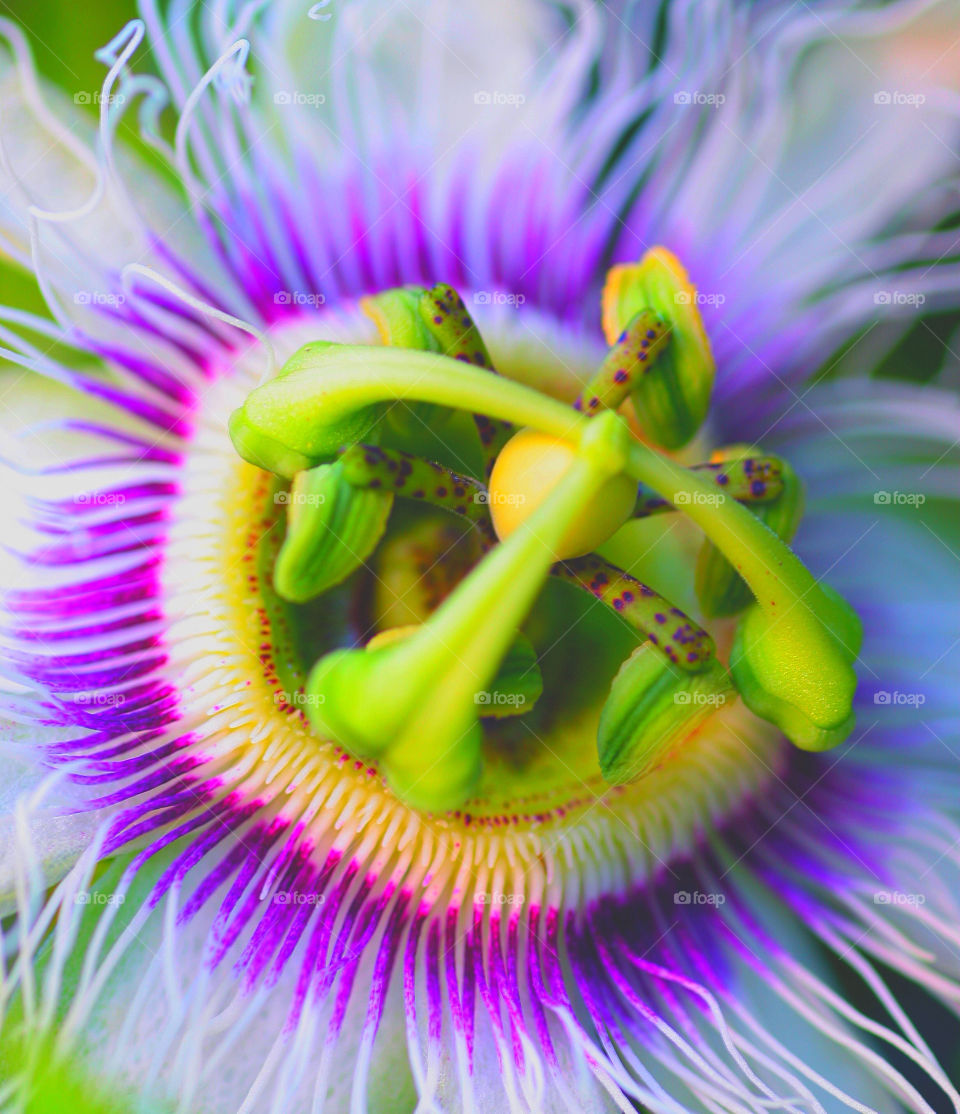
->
xmin=229 ymin=341 xmax=386 ymax=478
xmin=730 ymin=584 xmax=862 ymax=751
xmin=598 ymin=644 xmax=734 ymax=785
xmin=475 ymin=632 xmax=543 ymax=718
xmin=273 ymin=461 xmax=393 ymax=602
xmin=695 ymin=448 xmax=805 ymax=618
xmin=602 ymin=248 xmax=715 ymax=450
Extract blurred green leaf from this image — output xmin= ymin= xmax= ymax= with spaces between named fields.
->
xmin=3 ymin=0 xmax=138 ymax=96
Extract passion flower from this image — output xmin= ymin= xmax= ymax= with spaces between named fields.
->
xmin=1 ymin=3 xmax=959 ymax=1113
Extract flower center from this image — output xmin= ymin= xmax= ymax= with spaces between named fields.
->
xmin=165 ymin=253 xmax=860 ymax=874
xmin=173 ymin=305 xmax=772 ymax=841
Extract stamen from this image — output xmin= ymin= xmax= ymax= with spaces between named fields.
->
xmin=633 ymin=455 xmax=785 ymax=517
xmin=601 ymin=247 xmax=716 ymax=450
xmin=360 ymin=285 xmax=449 ymax=435
xmin=623 ymin=437 xmax=860 ymax=750
xmin=230 ymin=343 xmax=582 ymax=478
xmin=553 ymin=555 xmax=714 ymax=670
xmin=363 ymin=283 xmax=513 ymax=473
xmin=339 ymin=442 xmax=494 ymax=541
xmin=417 ymin=283 xmax=514 ymax=475
xmin=695 ymin=447 xmax=804 ymax=619
xmin=574 ymin=309 xmax=669 ymax=414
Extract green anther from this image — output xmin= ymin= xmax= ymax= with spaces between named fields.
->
xmin=230 ymin=341 xmax=385 ymax=478
xmin=696 ymin=447 xmax=804 ymax=618
xmin=553 ymin=554 xmax=714 ymax=671
xmin=339 ymin=442 xmax=494 ymax=542
xmin=731 ymin=585 xmax=862 ymax=751
xmin=273 ymin=461 xmax=393 ymax=603
xmin=633 ymin=455 xmax=785 ymax=518
xmin=574 ymin=310 xmax=670 ymax=415
xmin=305 ymin=411 xmax=626 ymax=811
xmin=230 ymin=344 xmax=586 ymax=480
xmin=602 ymin=247 xmax=716 ymax=450
xmin=418 ymin=283 xmax=514 ymax=476
xmin=623 ymin=437 xmax=860 ymax=750
xmin=598 ymin=644 xmax=734 ymax=784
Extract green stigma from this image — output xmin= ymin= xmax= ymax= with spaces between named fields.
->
xmin=230 ymin=263 xmax=861 ymax=811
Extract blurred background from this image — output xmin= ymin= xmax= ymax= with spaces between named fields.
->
xmin=0 ymin=0 xmax=140 ymax=311
xmin=3 ymin=0 xmax=959 ymax=389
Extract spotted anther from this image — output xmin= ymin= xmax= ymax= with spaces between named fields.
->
xmin=574 ymin=309 xmax=670 ymax=414
xmin=418 ymin=283 xmax=513 ymax=474
xmin=339 ymin=442 xmax=496 ymax=539
xmin=633 ymin=455 xmax=785 ymax=516
xmin=554 ymin=554 xmax=715 ymax=670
